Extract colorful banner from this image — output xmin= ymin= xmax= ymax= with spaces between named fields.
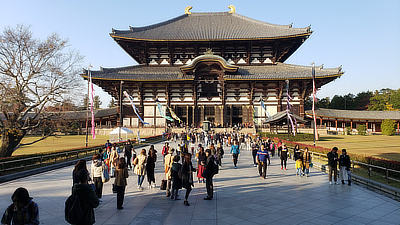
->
xmin=89 ymin=67 xmax=96 ymax=139
xmin=155 ymin=100 xmax=174 ymax=122
xmin=123 ymin=91 xmax=149 ymax=125
xmin=252 ymin=106 xmax=260 ymax=125
xmin=312 ymin=66 xmax=319 ymax=141
xmin=168 ymin=106 xmax=182 ymax=123
xmin=261 ymin=99 xmax=270 ymax=118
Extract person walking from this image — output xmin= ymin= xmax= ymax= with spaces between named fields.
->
xmin=293 ymin=144 xmax=301 ymax=161
xmin=170 ymin=155 xmax=182 ymax=200
xmin=1 ymin=187 xmax=39 ymax=225
xmin=72 ymin=169 xmax=99 ymax=224
xmin=339 ymin=149 xmax=351 ymax=186
xmin=295 ymin=155 xmax=303 ymax=177
xmin=203 ymin=149 xmax=216 ymax=200
xmin=91 ymin=154 xmax=105 ymax=202
xmin=302 ymin=147 xmax=312 ymax=177
xmin=196 ymin=147 xmax=206 ymax=183
xmin=164 ymin=148 xmax=174 ymax=197
xmin=280 ymin=143 xmax=288 ymax=170
xmin=109 ymin=146 xmax=119 ymax=177
xmin=182 ymin=153 xmax=196 ymax=206
xmin=257 ymin=144 xmax=271 ymax=179
xmin=134 ymin=149 xmax=147 ymax=190
xmin=327 ymin=147 xmax=339 ymax=185
xmin=114 ymin=158 xmax=129 ymax=210
xmin=124 ymin=139 xmax=134 ymax=169
xmin=162 ymin=142 xmax=170 ymax=160
xmin=251 ymin=141 xmax=259 ymax=167
xmin=230 ymin=139 xmax=240 ymax=169
xmin=146 ymin=147 xmax=157 ymax=188
xmin=216 ymin=142 xmax=224 ymax=166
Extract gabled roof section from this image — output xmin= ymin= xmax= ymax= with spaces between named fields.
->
xmin=111 ymin=12 xmax=312 ymax=41
xmin=180 ymin=54 xmax=239 ymax=73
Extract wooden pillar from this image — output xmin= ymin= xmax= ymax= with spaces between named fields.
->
xmin=186 ymin=105 xmax=189 ymax=125
xmin=397 ymin=122 xmax=399 ymax=133
xmin=366 ymin=121 xmax=369 ymax=132
xmin=335 ymin=120 xmax=338 ymax=131
xmin=221 ymin=81 xmax=226 ymax=127
xmin=319 ymin=118 xmax=322 ymax=127
xmin=350 ymin=121 xmax=353 ymax=130
xmin=154 ymin=105 xmax=157 ymax=128
xmin=193 ymin=82 xmax=198 ymax=127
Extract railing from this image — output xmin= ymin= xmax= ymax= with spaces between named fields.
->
xmin=0 ymin=134 xmax=166 ymax=175
xmin=303 ymin=150 xmax=400 ymax=186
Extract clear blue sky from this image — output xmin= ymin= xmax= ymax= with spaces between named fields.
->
xmin=1 ymin=0 xmax=399 ymax=108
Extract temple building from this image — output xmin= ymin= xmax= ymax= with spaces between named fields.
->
xmin=82 ymin=6 xmax=344 ymax=129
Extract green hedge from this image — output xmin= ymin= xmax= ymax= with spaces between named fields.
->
xmin=258 ymin=132 xmax=314 ymax=142
xmin=382 ymin=119 xmax=396 ymax=136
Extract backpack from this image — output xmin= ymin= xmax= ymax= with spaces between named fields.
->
xmin=65 ymin=194 xmax=83 ymax=224
xmin=213 ymin=156 xmax=219 ymax=175
xmin=101 ymin=164 xmax=110 ymax=183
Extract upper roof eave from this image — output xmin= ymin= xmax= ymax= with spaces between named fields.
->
xmin=110 ymin=12 xmax=312 ymax=41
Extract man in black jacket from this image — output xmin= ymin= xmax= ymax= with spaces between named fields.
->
xmin=327 ymin=147 xmax=339 ymax=185
xmin=203 ymin=149 xmax=215 ymax=200
xmin=124 ymin=140 xmax=133 ymax=169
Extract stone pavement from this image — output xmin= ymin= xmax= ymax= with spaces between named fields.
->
xmin=1 ymin=141 xmax=399 ymax=225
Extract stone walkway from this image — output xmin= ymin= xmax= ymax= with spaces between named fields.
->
xmin=1 ymin=141 xmax=399 ymax=224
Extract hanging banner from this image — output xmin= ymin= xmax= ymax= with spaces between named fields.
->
xmin=168 ymin=106 xmax=182 ymax=123
xmin=260 ymin=99 xmax=270 ymax=118
xmin=252 ymin=106 xmax=260 ymax=125
xmin=155 ymin=100 xmax=174 ymax=122
xmin=123 ymin=91 xmax=149 ymax=125
xmin=312 ymin=65 xmax=319 ymax=141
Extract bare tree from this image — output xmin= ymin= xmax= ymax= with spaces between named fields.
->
xmin=0 ymin=25 xmax=84 ymax=157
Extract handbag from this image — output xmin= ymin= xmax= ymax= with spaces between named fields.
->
xmin=160 ymin=179 xmax=167 ymax=190
xmin=202 ymin=169 xmax=211 ymax=178
xmin=112 ymin=184 xmax=118 ymax=193
xmin=310 ymin=162 xmax=313 ymax=168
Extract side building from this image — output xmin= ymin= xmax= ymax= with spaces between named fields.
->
xmin=82 ymin=6 xmax=343 ymax=129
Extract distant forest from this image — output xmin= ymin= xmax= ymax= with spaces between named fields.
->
xmin=305 ymin=88 xmax=400 ymax=111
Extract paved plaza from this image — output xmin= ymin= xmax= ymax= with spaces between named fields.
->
xmin=1 ymin=141 xmax=399 ymax=225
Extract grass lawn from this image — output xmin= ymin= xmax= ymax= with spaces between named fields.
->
xmin=11 ymin=135 xmax=115 ymax=156
xmin=298 ymin=134 xmax=400 ymax=162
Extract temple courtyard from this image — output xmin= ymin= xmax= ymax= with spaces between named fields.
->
xmin=0 ymin=141 xmax=399 ymax=225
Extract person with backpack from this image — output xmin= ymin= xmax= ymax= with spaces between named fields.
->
xmin=91 ymin=154 xmax=106 ymax=202
xmin=1 ymin=187 xmax=39 ymax=225
xmin=170 ymin=155 xmax=182 ymax=200
xmin=181 ymin=153 xmax=196 ymax=206
xmin=69 ymin=169 xmax=99 ymax=225
xmin=114 ymin=158 xmax=129 ymax=210
xmin=203 ymin=149 xmax=216 ymax=200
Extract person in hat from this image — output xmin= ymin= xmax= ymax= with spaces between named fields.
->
xmin=1 ymin=187 xmax=39 ymax=225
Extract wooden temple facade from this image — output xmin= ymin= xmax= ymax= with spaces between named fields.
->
xmin=83 ymin=6 xmax=344 ymax=129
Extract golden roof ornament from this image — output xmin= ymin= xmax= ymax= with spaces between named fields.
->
xmin=204 ymin=48 xmax=214 ymax=55
xmin=185 ymin=6 xmax=193 ymax=14
xmin=228 ymin=5 xmax=236 ymax=13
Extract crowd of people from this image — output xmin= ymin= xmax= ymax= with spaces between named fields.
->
xmin=1 ymin=131 xmax=353 ymax=225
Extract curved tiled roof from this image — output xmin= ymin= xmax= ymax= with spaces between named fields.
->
xmin=82 ymin=63 xmax=342 ymax=81
xmin=111 ymin=12 xmax=311 ymax=41
xmin=305 ymin=108 xmax=400 ymax=120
